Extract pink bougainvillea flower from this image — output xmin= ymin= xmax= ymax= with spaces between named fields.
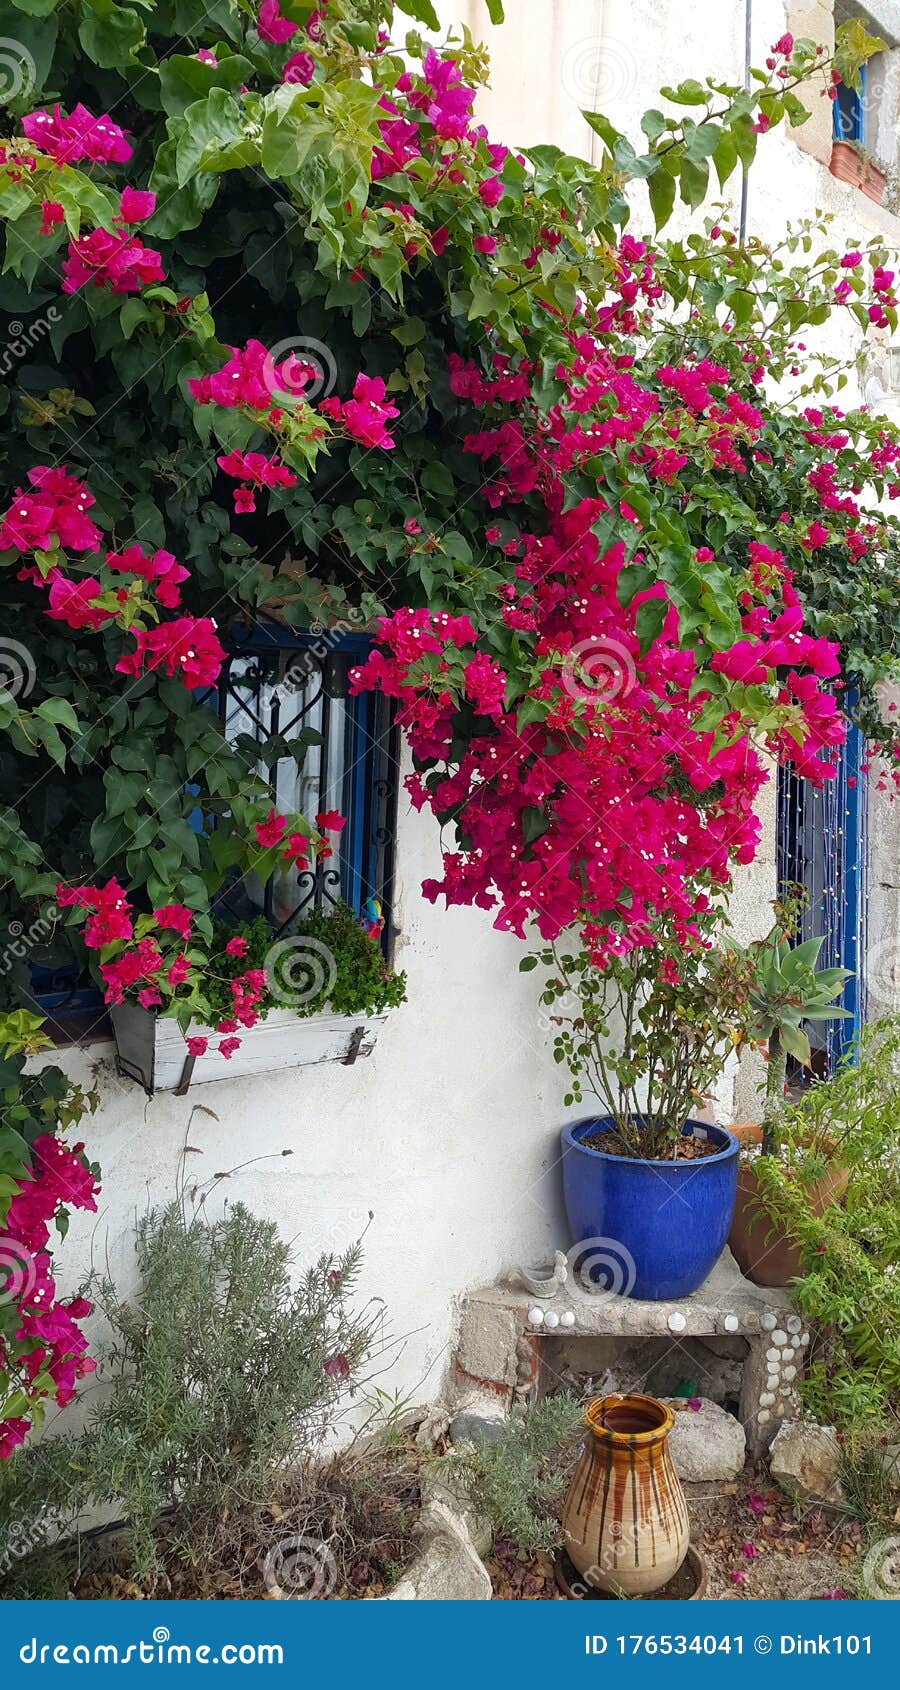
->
xmin=741 ymin=1540 xmax=759 ymax=1560
xmin=153 ymin=904 xmax=193 ymax=939
xmin=61 ymin=228 xmax=165 ymax=295
xmin=38 ymin=200 xmax=64 ymax=236
xmin=257 ymin=0 xmax=297 ymax=43
xmin=321 ymin=373 xmax=399 ymax=450
xmin=44 ymin=570 xmax=111 ymax=632
xmin=746 ymin=1492 xmax=767 ymax=1515
xmin=0 ymin=466 xmax=102 ymax=555
xmin=283 ymin=50 xmax=315 ymax=85
xmin=105 ymin=543 xmax=189 ymax=610
xmin=115 ymin=616 xmax=226 ymax=689
xmin=315 ymin=810 xmax=346 ymax=833
xmin=218 ymin=1036 xmax=241 ymax=1059
xmin=233 ymin=486 xmax=256 ymax=513
xmin=0 ymin=1420 xmax=31 ymax=1460
xmin=730 ymin=1568 xmax=746 ymax=1586
xmin=22 ymin=103 xmax=132 ymax=165
xmin=255 ymin=808 xmax=288 ymax=847
xmin=167 ymin=955 xmax=190 ymax=987
xmin=473 ymin=233 xmax=497 ymax=254
xmin=225 ymin=935 xmax=250 ymax=958
xmin=478 ymin=176 xmax=504 ymax=207
xmin=117 ymin=186 xmax=157 ymax=224
xmin=686 ymin=1396 xmax=702 ymax=1411
xmin=186 ymin=1036 xmax=208 ymax=1057
xmin=283 ymin=832 xmax=309 ymax=866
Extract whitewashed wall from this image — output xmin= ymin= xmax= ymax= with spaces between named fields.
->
xmin=34 ymin=0 xmax=899 ymax=1427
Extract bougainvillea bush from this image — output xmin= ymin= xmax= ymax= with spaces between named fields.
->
xmin=0 ymin=1 xmax=899 ymax=1450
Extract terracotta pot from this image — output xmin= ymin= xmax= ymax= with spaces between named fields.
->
xmin=727 ymin=1123 xmax=849 ymax=1288
xmin=829 ymin=140 xmax=885 ymax=204
xmin=561 ymin=1394 xmax=689 ymax=1597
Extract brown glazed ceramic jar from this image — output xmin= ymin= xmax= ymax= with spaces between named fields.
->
xmin=561 ymin=1394 xmax=690 ymax=1596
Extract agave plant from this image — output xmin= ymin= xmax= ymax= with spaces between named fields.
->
xmin=735 ymin=922 xmax=851 ymax=1153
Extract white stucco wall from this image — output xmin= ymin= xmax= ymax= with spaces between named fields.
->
xmin=31 ymin=0 xmax=900 ymax=1429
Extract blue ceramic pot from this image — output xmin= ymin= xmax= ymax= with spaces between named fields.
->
xmin=560 ymin=1117 xmax=739 ymax=1301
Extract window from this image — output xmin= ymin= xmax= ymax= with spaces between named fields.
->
xmin=833 ymin=62 xmax=867 ymax=143
xmin=29 ymin=625 xmax=399 ymax=1040
xmin=213 ymin=624 xmax=399 ymax=956
xmin=776 ymin=694 xmax=867 ymax=1079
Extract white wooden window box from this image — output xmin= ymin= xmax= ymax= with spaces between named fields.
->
xmin=110 ymin=1002 xmax=387 ymax=1095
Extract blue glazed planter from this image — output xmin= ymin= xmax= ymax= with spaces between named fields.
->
xmin=561 ymin=1117 xmax=740 ymax=1301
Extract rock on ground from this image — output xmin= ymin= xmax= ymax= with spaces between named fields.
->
xmin=382 ymin=1497 xmax=491 ymax=1600
xmin=769 ymin=1420 xmax=844 ymax=1503
xmin=662 ymin=1398 xmax=746 ymax=1482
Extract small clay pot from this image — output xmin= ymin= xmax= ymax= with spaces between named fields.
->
xmin=728 ymin=1124 xmax=848 ymax=1288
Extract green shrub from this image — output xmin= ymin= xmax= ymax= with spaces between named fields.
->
xmin=456 ymin=1395 xmax=584 ymax=1554
xmin=0 ymin=1201 xmax=381 ymax=1588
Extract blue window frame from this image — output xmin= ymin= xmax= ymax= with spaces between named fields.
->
xmin=777 ymin=692 xmax=867 ymax=1078
xmin=213 ymin=623 xmax=399 ymax=955
xmin=833 ymin=65 xmax=866 ymax=143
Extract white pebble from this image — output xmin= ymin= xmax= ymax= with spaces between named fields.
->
xmin=528 ymin=1307 xmax=544 ymax=1328
xmin=767 ymin=1373 xmax=780 ymax=1389
xmin=760 ymin=1312 xmax=777 ymax=1330
xmin=723 ymin=1314 xmax=739 ymax=1333
xmin=766 ymin=1347 xmax=780 ymax=1363
xmin=772 ymin=1329 xmax=788 ymax=1346
xmin=787 ymin=1314 xmax=802 ymax=1333
xmin=758 ymin=1408 xmax=771 ymax=1425
xmin=560 ymin=1310 xmax=575 ymax=1328
xmin=543 ymin=1310 xmax=560 ymax=1330
xmin=783 ymin=1365 xmax=797 ymax=1382
xmin=667 ymin=1311 xmax=686 ymax=1333
xmin=799 ymin=1332 xmax=810 ymax=1347
xmin=759 ymin=1392 xmax=775 ymax=1407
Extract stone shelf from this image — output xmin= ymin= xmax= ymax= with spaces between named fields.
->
xmin=452 ymin=1250 xmax=805 ymax=1457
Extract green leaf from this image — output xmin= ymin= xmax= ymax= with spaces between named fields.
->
xmin=159 ymin=50 xmax=255 ymax=118
xmin=635 ymin=597 xmax=667 ymax=655
xmin=175 ymin=89 xmax=247 ymax=187
xmin=396 ymin=0 xmax=440 ymax=27
xmin=486 ymin=0 xmax=505 ymax=19
xmin=648 ymin=163 xmax=677 ymax=231
xmin=78 ymin=0 xmax=145 ymax=68
xmin=678 ymin=155 xmax=709 ymax=209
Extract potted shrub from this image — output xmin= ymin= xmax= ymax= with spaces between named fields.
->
xmin=531 ymin=929 xmax=751 ymax=1300
xmin=726 ymin=916 xmax=850 ymax=1286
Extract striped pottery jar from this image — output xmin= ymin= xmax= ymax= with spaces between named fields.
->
xmin=561 ymin=1394 xmax=690 ymax=1596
